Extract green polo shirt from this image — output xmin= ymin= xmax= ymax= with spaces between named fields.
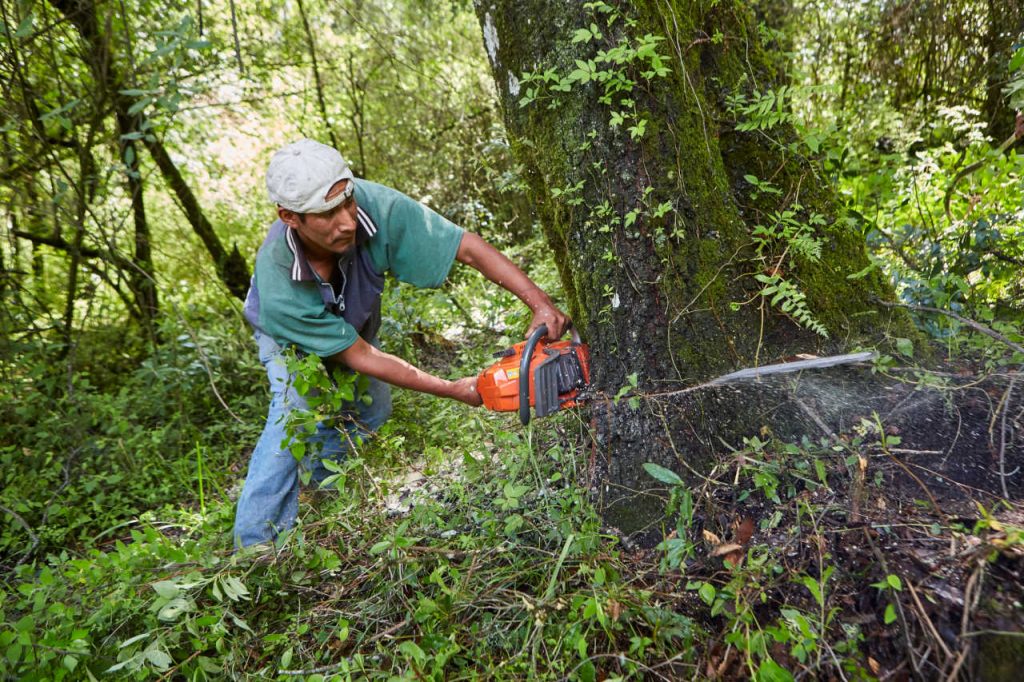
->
xmin=244 ymin=180 xmax=465 ymax=358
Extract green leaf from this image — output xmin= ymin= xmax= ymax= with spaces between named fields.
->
xmin=846 ymin=261 xmax=878 ymax=280
xmin=222 ymin=576 xmax=250 ymax=601
xmin=572 ymin=28 xmax=593 ymax=43
xmin=799 ymin=576 xmax=824 ymax=608
xmin=144 ymin=648 xmax=172 ymax=670
xmin=886 ymin=574 xmax=903 ymax=591
xmin=14 ymin=14 xmax=34 ymax=38
xmin=1009 ymin=47 xmax=1024 ymax=73
xmin=884 ymin=603 xmax=897 ymax=624
xmin=119 ymin=633 xmax=151 ymax=649
xmin=503 ymin=483 xmax=529 ymax=499
xmin=894 ymin=337 xmax=914 ymax=358
xmin=151 ymin=581 xmax=179 ymax=599
xmin=398 ymin=641 xmax=425 ymax=665
xmin=157 ymin=598 xmax=192 ymax=622
xmin=814 ymin=459 xmax=827 ymax=486
xmin=230 ymin=614 xmax=253 ymax=633
xmin=755 ymin=658 xmax=794 ymax=682
xmin=697 ymin=581 xmax=716 ymax=605
xmin=369 ymin=541 xmax=391 ymax=555
xmin=642 ymin=462 xmax=683 ymax=486
xmin=126 ymin=97 xmax=151 ymax=116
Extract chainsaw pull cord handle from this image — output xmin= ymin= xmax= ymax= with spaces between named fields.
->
xmin=519 ymin=323 xmax=548 ymax=426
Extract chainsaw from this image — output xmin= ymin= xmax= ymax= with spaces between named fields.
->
xmin=477 ymin=323 xmax=878 ymax=425
xmin=477 ymin=323 xmax=591 ymax=425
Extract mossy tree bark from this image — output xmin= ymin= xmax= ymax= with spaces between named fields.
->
xmin=474 ymin=0 xmax=912 ymax=533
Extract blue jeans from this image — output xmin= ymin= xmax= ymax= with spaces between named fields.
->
xmin=233 ymin=332 xmax=392 ymax=547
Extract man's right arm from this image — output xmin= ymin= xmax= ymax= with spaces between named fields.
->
xmin=330 ymin=337 xmax=482 ymax=406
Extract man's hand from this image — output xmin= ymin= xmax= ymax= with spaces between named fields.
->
xmin=449 ymin=376 xmax=483 ymax=406
xmin=527 ymin=299 xmax=571 ymax=341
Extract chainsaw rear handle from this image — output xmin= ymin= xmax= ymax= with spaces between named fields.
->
xmin=518 ymin=323 xmax=581 ymax=425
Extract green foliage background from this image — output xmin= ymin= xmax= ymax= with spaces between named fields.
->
xmin=0 ymin=0 xmax=1022 ymax=679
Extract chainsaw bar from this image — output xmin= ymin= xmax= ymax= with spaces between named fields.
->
xmin=706 ymin=351 xmax=877 ymax=386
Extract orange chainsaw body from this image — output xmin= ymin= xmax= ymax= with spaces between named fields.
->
xmin=478 ymin=327 xmax=590 ymax=423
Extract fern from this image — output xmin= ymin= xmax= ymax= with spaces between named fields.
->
xmin=750 ymin=207 xmax=829 ymax=337
xmin=755 ymin=273 xmax=829 ymax=337
xmin=726 ymin=86 xmax=795 ymax=131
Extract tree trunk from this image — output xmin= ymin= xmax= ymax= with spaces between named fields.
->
xmin=115 ymin=107 xmax=159 ymax=337
xmin=474 ymin=0 xmax=913 ymax=533
xmin=141 ymin=135 xmax=251 ymax=301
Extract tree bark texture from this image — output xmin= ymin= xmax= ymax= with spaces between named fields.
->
xmin=474 ymin=0 xmax=914 ymax=533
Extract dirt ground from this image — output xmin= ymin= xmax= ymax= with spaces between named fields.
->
xmin=605 ymin=364 xmax=1023 ymax=680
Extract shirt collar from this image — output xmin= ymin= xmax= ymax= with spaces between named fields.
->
xmin=281 ymin=209 xmax=379 ymax=283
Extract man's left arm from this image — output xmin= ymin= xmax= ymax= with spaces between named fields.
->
xmin=455 ymin=232 xmax=570 ymax=340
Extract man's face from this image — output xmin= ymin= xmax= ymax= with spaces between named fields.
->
xmin=279 ymin=180 xmax=358 ymax=258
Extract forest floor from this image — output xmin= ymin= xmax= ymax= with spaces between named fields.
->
xmin=299 ymin=350 xmax=1024 ymax=681
xmin=4 ymin=340 xmax=1022 ymax=681
xmin=592 ymin=359 xmax=1024 ymax=681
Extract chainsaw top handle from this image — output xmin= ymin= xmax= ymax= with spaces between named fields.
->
xmin=519 ymin=324 xmax=546 ymax=425
xmin=518 ymin=323 xmax=580 ymax=425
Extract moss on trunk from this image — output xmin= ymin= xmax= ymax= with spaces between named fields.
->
xmin=475 ymin=0 xmax=915 ymax=531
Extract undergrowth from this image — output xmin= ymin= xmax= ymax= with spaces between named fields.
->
xmin=6 ymin=378 xmax=1019 ymax=680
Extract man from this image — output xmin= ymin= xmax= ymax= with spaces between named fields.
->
xmin=234 ymin=138 xmax=569 ymax=547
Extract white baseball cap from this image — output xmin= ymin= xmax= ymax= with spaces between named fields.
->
xmin=265 ymin=139 xmax=355 ymax=213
